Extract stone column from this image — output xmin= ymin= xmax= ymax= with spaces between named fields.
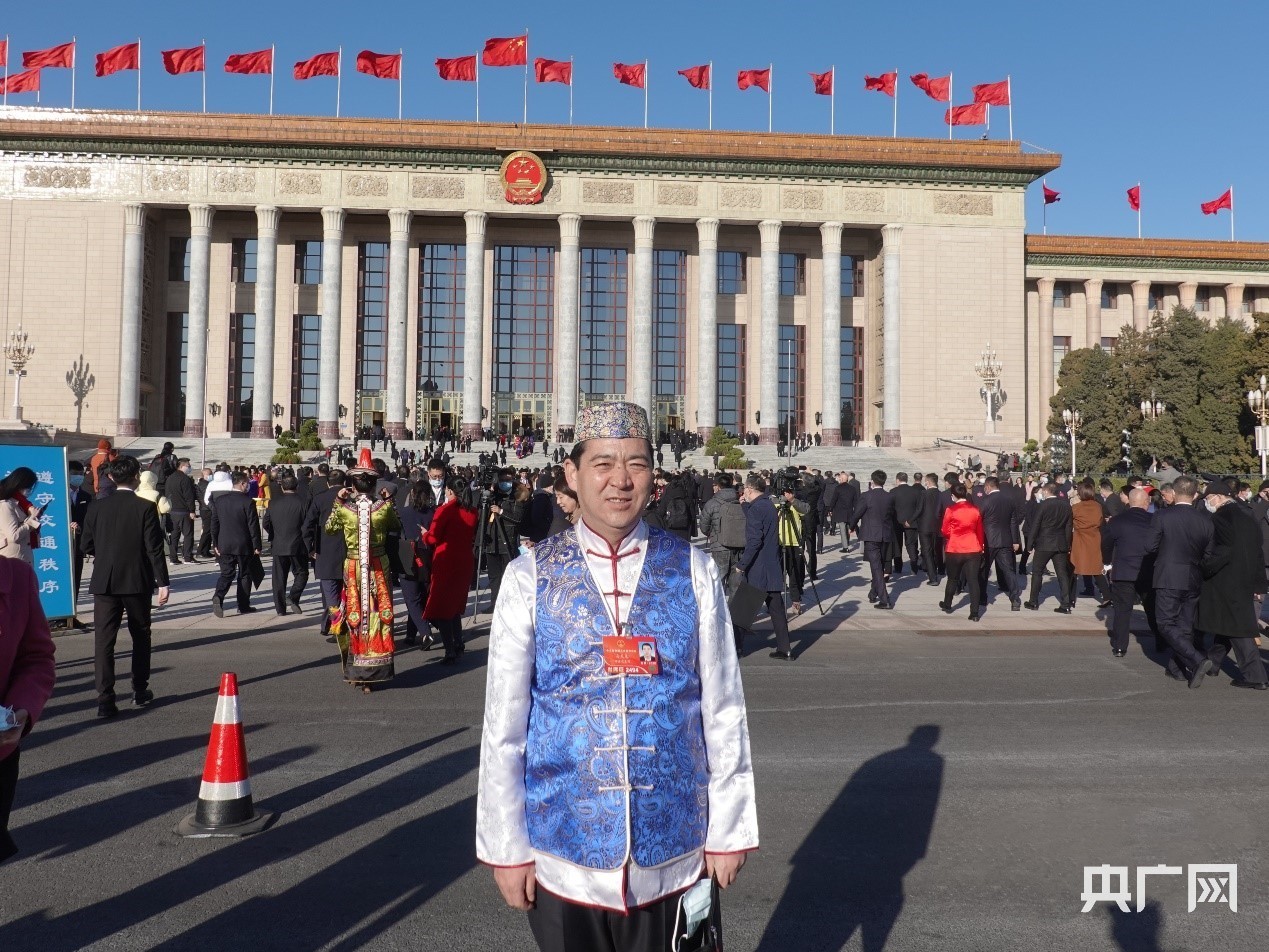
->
xmin=317 ymin=207 xmax=345 ymax=441
xmin=1037 ymin=277 xmax=1055 ymax=427
xmin=1131 ymin=279 xmax=1150 ymax=333
xmin=819 ymin=221 xmax=844 ymax=446
xmin=1084 ymin=278 xmax=1103 ymax=349
xmin=117 ymin=203 xmax=146 ymax=437
xmin=460 ymin=211 xmax=487 ymax=440
xmin=250 ymin=206 xmax=280 ymax=438
xmin=758 ymin=219 xmax=781 ymax=444
xmin=183 ymin=204 xmax=214 ymax=438
xmin=695 ymin=218 xmax=719 ymax=439
xmin=556 ymin=214 xmax=581 ymax=440
xmin=385 ymin=208 xmax=412 ymax=439
xmin=1226 ymin=283 xmax=1246 ymax=326
xmin=1179 ymin=281 xmax=1197 ymax=311
xmin=881 ymin=223 xmax=902 ymax=447
xmin=630 ymin=216 xmax=656 ymax=422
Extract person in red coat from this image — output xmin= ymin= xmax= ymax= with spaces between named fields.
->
xmin=424 ymin=477 xmax=479 ymax=664
xmin=940 ymin=483 xmax=986 ymax=621
xmin=0 ymin=558 xmax=57 ymax=863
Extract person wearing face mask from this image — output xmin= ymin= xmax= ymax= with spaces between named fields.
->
xmin=0 ymin=468 xmax=44 ymax=566
xmin=482 ymin=467 xmax=528 ymax=610
xmin=1197 ymin=480 xmax=1268 ymax=689
xmin=397 ymin=468 xmax=442 ymax=648
xmin=423 ymin=476 xmax=478 ymax=663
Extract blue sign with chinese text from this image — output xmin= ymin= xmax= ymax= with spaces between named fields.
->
xmin=0 ymin=444 xmax=74 ymax=620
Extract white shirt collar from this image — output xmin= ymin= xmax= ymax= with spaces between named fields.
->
xmin=576 ymin=517 xmax=647 ymax=557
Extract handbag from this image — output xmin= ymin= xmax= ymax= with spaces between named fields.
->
xmin=727 ymin=578 xmax=767 ymax=630
xmin=673 ymin=879 xmax=723 ymax=952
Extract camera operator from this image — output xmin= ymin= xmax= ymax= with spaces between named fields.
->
xmin=775 ymin=474 xmax=811 ymax=616
xmin=481 ymin=467 xmax=528 ymax=608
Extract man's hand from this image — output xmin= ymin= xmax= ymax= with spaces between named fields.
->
xmin=0 ymin=709 xmax=29 ymax=749
xmin=706 ymin=852 xmax=747 ymax=888
xmin=492 ymin=864 xmax=537 ymax=910
xmin=156 ymin=586 xmax=170 ymax=607
xmin=1012 ymin=544 xmax=1021 ymax=553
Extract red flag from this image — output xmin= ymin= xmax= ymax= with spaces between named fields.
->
xmin=972 ymin=80 xmax=1010 ymax=106
xmin=162 ymin=45 xmax=205 ymax=75
xmin=435 ymin=55 xmax=476 ymax=82
xmin=95 ymin=42 xmax=139 ymax=78
xmin=864 ymin=72 xmax=897 ymax=96
xmin=1127 ymin=186 xmax=1141 ymax=212
xmin=534 ymin=58 xmax=571 ymax=85
xmin=23 ymin=41 xmax=74 ymax=70
xmin=0 ymin=68 xmax=40 ymax=95
xmin=224 ymin=49 xmax=273 ymax=76
xmin=678 ymin=64 xmax=710 ymax=90
xmin=613 ymin=62 xmax=646 ymax=88
xmin=357 ymin=50 xmax=402 ymax=80
xmin=737 ymin=68 xmax=770 ymax=92
xmin=944 ymin=103 xmax=987 ymax=126
xmin=1043 ymin=184 xmax=1061 ymax=205
xmin=482 ymin=35 xmax=527 ymax=67
xmin=0 ymin=39 xmax=7 ymax=69
xmin=810 ymin=70 xmax=833 ymax=96
xmin=910 ymin=72 xmax=950 ymax=102
xmin=1201 ymin=188 xmax=1233 ymax=215
xmin=294 ymin=51 xmax=340 ymax=81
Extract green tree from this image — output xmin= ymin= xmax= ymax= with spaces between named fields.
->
xmin=703 ymin=426 xmax=749 ymax=470
xmin=296 ymin=419 xmax=323 ymax=451
xmin=1049 ymin=346 xmax=1132 ymax=474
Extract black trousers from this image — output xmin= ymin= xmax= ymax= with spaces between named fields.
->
xmin=981 ymin=546 xmax=1020 ymax=602
xmin=272 ymin=555 xmax=309 ymax=610
xmin=901 ymin=527 xmax=921 ymax=572
xmin=919 ymin=532 xmax=941 ymax=581
xmin=1208 ymin=635 xmax=1268 ymax=684
xmin=1109 ymin=578 xmax=1158 ymax=653
xmin=197 ymin=513 xmax=213 ymax=558
xmin=528 ymin=884 xmax=699 ymax=952
xmin=433 ymin=615 xmax=463 ymax=656
xmin=781 ymin=546 xmax=805 ymax=602
xmin=168 ymin=511 xmax=194 ymax=561
xmin=863 ymin=541 xmax=891 ymax=606
xmin=0 ymin=750 xmax=19 ymax=864
xmin=1028 ymin=550 xmax=1073 ymax=607
xmin=318 ymin=577 xmax=343 ymax=636
xmin=801 ymin=524 xmax=819 ymax=578
xmin=1154 ymin=588 xmax=1205 ymax=674
xmin=94 ymin=593 xmax=152 ymax=703
xmin=399 ymin=576 xmax=431 ymax=639
xmin=944 ymin=552 xmax=982 ymax=615
xmin=214 ymin=555 xmax=253 ymax=610
xmin=1077 ymin=574 xmax=1111 ymax=602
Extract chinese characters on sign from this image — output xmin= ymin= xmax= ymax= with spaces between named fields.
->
xmin=0 ymin=444 xmax=73 ymax=620
xmin=1081 ymin=864 xmax=1237 ymax=914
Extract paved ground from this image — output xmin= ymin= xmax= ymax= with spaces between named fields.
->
xmin=2 ymin=542 xmax=1265 ymax=951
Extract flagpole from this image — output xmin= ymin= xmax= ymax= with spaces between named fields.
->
xmin=708 ymin=61 xmax=713 ymax=131
xmin=768 ymin=63 xmax=773 ymax=133
xmin=71 ymin=36 xmax=77 ymax=109
xmin=475 ymin=54 xmax=481 ymax=123
xmin=336 ymin=47 xmax=342 ymax=117
xmin=1042 ymin=179 xmax=1048 ymax=236
xmin=1007 ymin=75 xmax=1013 ymax=140
xmin=1231 ymin=185 xmax=1236 ymax=242
xmin=948 ymin=73 xmax=953 ymax=140
xmin=3 ymin=35 xmax=8 ymax=107
xmin=643 ymin=59 xmax=649 ymax=129
xmin=830 ymin=65 xmax=835 ymax=135
xmin=137 ymin=38 xmax=142 ymax=111
xmin=568 ymin=56 xmax=574 ymax=125
xmin=892 ymin=66 xmax=898 ymax=137
xmin=202 ymin=40 xmax=207 ymax=113
xmin=522 ymin=29 xmax=529 ymax=124
xmin=398 ymin=49 xmax=404 ymax=120
xmin=986 ymin=103 xmax=991 ymax=134
xmin=1137 ymin=181 xmax=1142 ymax=239
xmin=269 ymin=44 xmax=275 ymax=115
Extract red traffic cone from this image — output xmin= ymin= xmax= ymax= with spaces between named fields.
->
xmin=175 ymin=673 xmax=272 ymax=838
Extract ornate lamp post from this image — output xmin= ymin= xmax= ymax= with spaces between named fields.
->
xmin=1062 ymin=407 xmax=1083 ymax=476
xmin=1248 ymin=376 xmax=1269 ymax=477
xmin=5 ymin=325 xmax=36 ymax=422
xmin=974 ymin=343 xmax=1003 ymax=436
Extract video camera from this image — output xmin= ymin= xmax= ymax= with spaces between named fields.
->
xmin=772 ymin=467 xmax=802 ymax=497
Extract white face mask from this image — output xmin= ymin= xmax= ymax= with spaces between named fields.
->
xmin=1205 ymin=499 xmax=1219 ymax=513
xmin=429 ymin=478 xmax=444 ymax=492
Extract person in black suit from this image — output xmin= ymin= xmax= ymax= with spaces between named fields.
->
xmin=917 ymin=473 xmax=944 ymax=585
xmin=65 ymin=459 xmax=93 ymax=631
xmin=1023 ymin=483 xmax=1074 ymax=612
xmin=1147 ymin=476 xmax=1215 ymax=687
xmin=164 ymin=458 xmax=198 ymax=565
xmin=1101 ymin=488 xmax=1159 ymax=657
xmin=828 ymin=472 xmax=859 ymax=552
xmin=977 ymin=476 xmax=1022 ymax=610
xmin=1197 ymin=481 xmax=1268 ymax=688
xmin=310 ymin=463 xmax=330 ymax=497
xmin=735 ymin=475 xmax=792 ymax=659
xmin=304 ymin=469 xmax=348 ymax=638
xmin=851 ymin=470 xmax=895 ymax=609
xmin=78 ymin=455 xmax=169 ymax=717
xmin=209 ymin=471 xmax=262 ymax=617
xmin=262 ymin=475 xmax=309 ymax=616
xmin=891 ymin=473 xmax=924 ymax=577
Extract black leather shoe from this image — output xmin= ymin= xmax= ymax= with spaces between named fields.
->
xmin=1053 ymin=605 xmax=1071 ymax=614
xmin=926 ymin=580 xmax=940 ymax=587
xmin=1023 ymin=601 xmax=1038 ymax=611
xmin=1010 ymin=599 xmax=1022 ymax=612
xmin=133 ymin=689 xmax=154 ymax=708
xmin=768 ymin=650 xmax=792 ymax=660
xmin=97 ymin=700 xmax=119 ymax=718
xmin=440 ymin=653 xmax=459 ymax=665
xmin=939 ymin=602 xmax=952 ymax=613
xmin=1231 ymin=679 xmax=1269 ymax=690
xmin=1188 ymin=658 xmax=1213 ymax=689
xmin=420 ymin=634 xmax=437 ymax=651
xmin=1112 ymin=648 xmax=1127 ymax=658
xmin=968 ymin=612 xmax=981 ymax=622
xmin=239 ymin=606 xmax=259 ymax=614
xmin=212 ymin=597 xmax=224 ymax=618
xmin=1098 ymin=600 xmax=1113 ymax=609
xmin=873 ymin=602 xmax=892 ymax=610
xmin=287 ymin=600 xmax=303 ymax=615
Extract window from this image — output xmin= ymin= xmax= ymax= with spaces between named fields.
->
xmin=654 ymin=250 xmax=687 ymax=398
xmin=291 ymin=314 xmax=321 ymax=431
xmin=1100 ymin=283 xmax=1119 ymax=309
xmin=779 ymin=252 xmax=806 ymax=296
xmin=231 ymin=238 xmax=257 ymax=284
xmin=1194 ymin=286 xmax=1211 ymax=313
xmin=1100 ymin=336 xmax=1117 ymax=353
xmin=1052 ymin=281 xmax=1070 ymax=308
xmin=716 ymin=324 xmax=746 ymax=434
xmin=1148 ymin=284 xmax=1165 ymax=311
xmin=163 ymin=312 xmax=189 ymax=431
xmin=493 ymin=246 xmax=554 ymax=393
xmin=228 ymin=313 xmax=256 ymax=433
xmin=1053 ymin=336 xmax=1071 ymax=379
xmin=1244 ymin=291 xmax=1257 ymax=316
xmin=418 ymin=243 xmax=466 ymax=393
xmin=167 ymin=237 xmax=191 ymax=282
xmin=778 ymin=325 xmax=807 ymax=437
xmin=840 ymin=255 xmax=864 ymax=298
xmin=356 ymin=243 xmax=389 ymax=392
xmin=841 ymin=326 xmax=864 ymax=443
xmin=295 ymin=240 xmax=323 ymax=285
xmin=580 ymin=248 xmax=627 ymax=397
xmin=717 ymin=251 xmax=746 ymax=294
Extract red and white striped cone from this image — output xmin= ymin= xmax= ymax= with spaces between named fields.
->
xmin=175 ymin=673 xmax=272 ymax=838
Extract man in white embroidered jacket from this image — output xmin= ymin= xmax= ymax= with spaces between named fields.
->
xmin=477 ymin=401 xmax=759 ymax=952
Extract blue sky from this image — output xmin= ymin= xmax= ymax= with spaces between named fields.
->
xmin=1 ymin=0 xmax=1260 ymax=241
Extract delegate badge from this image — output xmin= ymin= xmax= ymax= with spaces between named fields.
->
xmin=602 ymin=635 xmax=661 ymax=676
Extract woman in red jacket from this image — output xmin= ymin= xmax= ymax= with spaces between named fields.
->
xmin=940 ymin=483 xmax=986 ymax=621
xmin=423 ymin=477 xmax=479 ymax=664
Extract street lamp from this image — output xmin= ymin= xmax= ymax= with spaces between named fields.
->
xmin=4 ymin=325 xmax=35 ymax=422
xmin=1248 ymin=375 xmax=1269 ymax=477
xmin=1062 ymin=407 xmax=1083 ymax=476
xmin=974 ymin=342 xmax=1004 ymax=436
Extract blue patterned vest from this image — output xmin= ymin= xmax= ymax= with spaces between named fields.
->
xmin=525 ymin=526 xmax=708 ymax=870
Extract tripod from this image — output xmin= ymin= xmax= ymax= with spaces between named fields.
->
xmin=469 ymin=488 xmax=515 ymax=625
xmin=776 ymin=501 xmax=823 ymax=615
